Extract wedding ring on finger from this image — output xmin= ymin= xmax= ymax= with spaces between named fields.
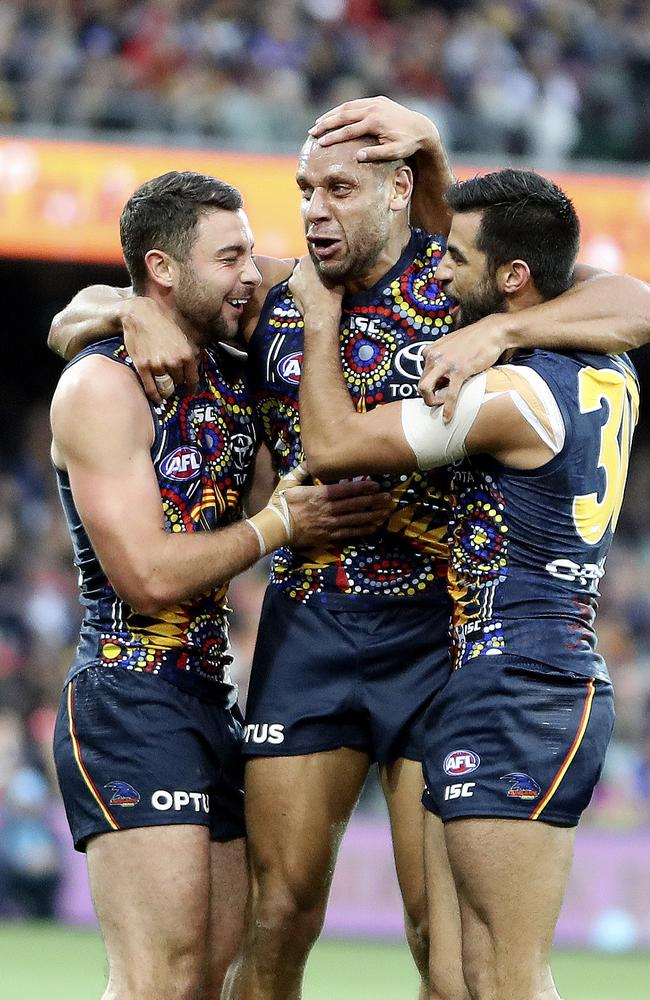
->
xmin=154 ymin=373 xmax=175 ymax=398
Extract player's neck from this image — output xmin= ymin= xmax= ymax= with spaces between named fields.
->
xmin=342 ymin=221 xmax=412 ymax=296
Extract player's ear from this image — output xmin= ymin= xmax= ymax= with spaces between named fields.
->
xmin=499 ymin=258 xmax=531 ymax=296
xmin=144 ymin=248 xmax=175 ymax=289
xmin=389 ymin=164 xmax=413 ymax=212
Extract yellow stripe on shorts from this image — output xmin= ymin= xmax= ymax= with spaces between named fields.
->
xmin=530 ymin=678 xmax=595 ymax=821
xmin=67 ymin=682 xmax=119 ymax=831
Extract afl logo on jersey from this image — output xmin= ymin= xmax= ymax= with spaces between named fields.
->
xmin=394 ymin=341 xmax=431 ymax=380
xmin=278 ymin=352 xmax=303 ymax=384
xmin=443 ymin=749 xmax=480 ymax=777
xmin=160 ymin=446 xmax=202 ymax=481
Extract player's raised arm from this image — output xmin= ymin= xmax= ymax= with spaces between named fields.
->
xmin=292 ymin=257 xmax=560 ymax=478
xmin=419 ymin=264 xmax=650 ymax=420
xmin=49 ymin=284 xmax=132 ymax=359
xmin=309 ymin=96 xmax=454 ymax=237
xmin=48 ymin=283 xmax=199 ymax=401
xmin=291 ymin=256 xmax=420 ymax=477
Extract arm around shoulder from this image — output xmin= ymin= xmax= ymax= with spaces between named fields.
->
xmin=48 ymin=285 xmax=133 ymax=360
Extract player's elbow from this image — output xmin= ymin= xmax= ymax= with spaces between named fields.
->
xmin=111 ymin=570 xmax=175 ymax=617
xmin=303 ymin=442 xmax=353 ymax=480
xmin=48 ymin=312 xmax=69 ymax=358
xmin=628 ymin=278 xmax=650 ymax=348
xmin=48 ymin=312 xmax=80 ymax=361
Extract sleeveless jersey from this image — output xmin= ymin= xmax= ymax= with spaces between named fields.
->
xmin=248 ymin=228 xmax=455 ymax=610
xmin=57 ymin=337 xmax=257 ymax=705
xmin=447 ymin=349 xmax=639 ymax=679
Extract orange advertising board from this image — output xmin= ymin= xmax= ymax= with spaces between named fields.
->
xmin=0 ymin=137 xmax=649 ymax=279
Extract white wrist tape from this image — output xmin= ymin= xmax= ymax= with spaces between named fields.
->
xmin=245 ymin=463 xmax=307 ymax=556
xmin=401 ymin=372 xmax=487 ymax=470
xmin=246 ymin=497 xmax=293 ymax=557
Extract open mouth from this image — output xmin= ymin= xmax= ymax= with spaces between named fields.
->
xmin=225 ymin=297 xmax=250 ymax=316
xmin=308 ymin=236 xmax=342 ymax=261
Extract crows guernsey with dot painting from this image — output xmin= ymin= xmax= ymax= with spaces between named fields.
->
xmin=248 ymin=227 xmax=456 ymax=609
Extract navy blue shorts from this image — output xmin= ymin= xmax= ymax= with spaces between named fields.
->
xmin=54 ymin=665 xmax=245 ymax=852
xmin=243 ymin=587 xmax=451 ymax=764
xmin=422 ymin=655 xmax=615 ymax=827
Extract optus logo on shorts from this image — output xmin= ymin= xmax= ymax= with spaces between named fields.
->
xmin=160 ymin=446 xmax=202 ymax=481
xmin=151 ymin=790 xmax=210 ymax=812
xmin=443 ymin=749 xmax=480 ymax=777
xmin=244 ymin=723 xmax=285 ymax=745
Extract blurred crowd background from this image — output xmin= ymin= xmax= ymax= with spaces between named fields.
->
xmin=1 ymin=0 xmax=650 ymax=164
xmin=0 ymin=0 xmax=649 ymax=926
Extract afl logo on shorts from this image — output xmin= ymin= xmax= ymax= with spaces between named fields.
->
xmin=160 ymin=446 xmax=202 ymax=481
xmin=278 ymin=352 xmax=303 ymax=384
xmin=443 ymin=749 xmax=480 ymax=777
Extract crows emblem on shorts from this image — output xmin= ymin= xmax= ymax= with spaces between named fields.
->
xmin=104 ymin=780 xmax=141 ymax=807
xmin=500 ymin=772 xmax=541 ymax=800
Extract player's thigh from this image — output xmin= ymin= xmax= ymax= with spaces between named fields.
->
xmin=380 ymin=756 xmax=427 ymax=918
xmin=446 ymin=817 xmax=575 ymax=952
xmin=87 ymin=824 xmax=211 ymax=963
xmin=203 ymin=837 xmax=247 ymax=985
xmin=423 ymin=811 xmax=465 ymax=998
xmin=244 ymin=748 xmax=370 ymax=903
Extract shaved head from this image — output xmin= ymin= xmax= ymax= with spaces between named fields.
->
xmin=295 ymin=134 xmax=412 ymax=288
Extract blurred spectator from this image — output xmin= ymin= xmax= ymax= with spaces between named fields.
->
xmin=0 ymin=765 xmax=61 ymax=918
xmin=0 ymin=0 xmax=649 ymax=163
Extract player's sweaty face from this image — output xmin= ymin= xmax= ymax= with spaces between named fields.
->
xmin=435 ymin=211 xmax=506 ymax=328
xmin=175 ymin=208 xmax=261 ymax=343
xmin=296 ymin=138 xmax=392 ymax=285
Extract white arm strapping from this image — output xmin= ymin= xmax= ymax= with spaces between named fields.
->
xmin=401 ymin=365 xmax=566 ymax=471
xmin=400 ymin=372 xmax=487 ymax=471
xmin=486 ymin=364 xmax=565 ymax=455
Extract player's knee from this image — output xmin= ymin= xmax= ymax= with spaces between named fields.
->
xmin=405 ymin=901 xmax=429 ymax=947
xmin=108 ymin=934 xmax=205 ymax=1000
xmin=252 ymin=875 xmax=327 ymax=948
xmin=461 ymin=936 xmax=493 ymax=1000
xmin=404 ymin=905 xmax=430 ymax=973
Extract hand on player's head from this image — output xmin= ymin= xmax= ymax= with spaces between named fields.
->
xmin=309 ymin=96 xmax=441 ymax=164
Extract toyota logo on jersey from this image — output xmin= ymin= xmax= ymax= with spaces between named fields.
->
xmin=278 ymin=352 xmax=303 ymax=384
xmin=394 ymin=341 xmax=432 ymax=380
xmin=443 ymin=749 xmax=481 ymax=776
xmin=160 ymin=446 xmax=202 ymax=481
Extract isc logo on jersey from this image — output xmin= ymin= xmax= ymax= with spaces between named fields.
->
xmin=278 ymin=352 xmax=302 ymax=385
xmin=160 ymin=446 xmax=202 ymax=481
xmin=443 ymin=749 xmax=480 ymax=776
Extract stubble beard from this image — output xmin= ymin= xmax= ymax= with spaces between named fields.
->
xmin=454 ymin=274 xmax=507 ymax=329
xmin=176 ymin=268 xmax=230 ymax=345
xmin=309 ymin=223 xmax=388 ymax=289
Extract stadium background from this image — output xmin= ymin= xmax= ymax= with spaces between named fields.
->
xmin=0 ymin=1 xmax=649 ymax=996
